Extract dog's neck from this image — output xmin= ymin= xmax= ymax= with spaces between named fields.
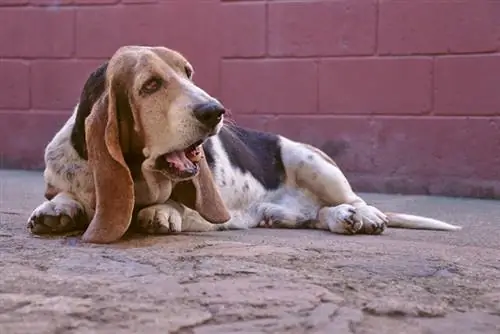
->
xmin=124 ymin=151 xmax=146 ymax=179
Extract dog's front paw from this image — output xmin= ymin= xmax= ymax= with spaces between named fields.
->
xmin=27 ymin=199 xmax=87 ymax=235
xmin=258 ymin=218 xmax=274 ymax=228
xmin=319 ymin=204 xmax=363 ymax=235
xmin=136 ymin=204 xmax=183 ymax=234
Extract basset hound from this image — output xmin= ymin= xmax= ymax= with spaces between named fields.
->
xmin=27 ymin=45 xmax=461 ymax=244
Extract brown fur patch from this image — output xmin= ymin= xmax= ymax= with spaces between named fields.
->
xmin=82 ymin=93 xmax=135 ymax=244
xmin=171 ymin=147 xmax=231 ymax=224
xmin=44 ymin=184 xmax=60 ymax=201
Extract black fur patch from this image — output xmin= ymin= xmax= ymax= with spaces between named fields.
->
xmin=204 ymin=124 xmax=286 ymax=190
xmin=70 ymin=62 xmax=108 ymax=160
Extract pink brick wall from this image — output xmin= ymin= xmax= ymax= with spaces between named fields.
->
xmin=1 ymin=0 xmax=499 ymax=199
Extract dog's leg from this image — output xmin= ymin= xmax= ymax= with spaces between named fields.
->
xmin=135 ymin=201 xmax=267 ymax=234
xmin=256 ymin=202 xmax=384 ymax=235
xmin=254 ymin=188 xmax=376 ymax=234
xmin=279 ymin=138 xmax=388 ymax=235
xmin=27 ymin=192 xmax=88 ymax=234
xmin=255 ymin=202 xmax=310 ymax=229
xmin=135 ymin=200 xmax=219 ymax=234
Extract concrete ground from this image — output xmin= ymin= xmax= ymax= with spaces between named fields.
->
xmin=0 ymin=170 xmax=499 ymax=334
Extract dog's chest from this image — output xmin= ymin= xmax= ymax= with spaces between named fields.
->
xmin=214 ymin=167 xmax=267 ymax=210
xmin=206 ymin=138 xmax=268 ymax=210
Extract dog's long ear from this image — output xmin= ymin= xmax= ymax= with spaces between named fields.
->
xmin=171 ymin=147 xmax=230 ymax=224
xmin=81 ymin=76 xmax=135 ymax=244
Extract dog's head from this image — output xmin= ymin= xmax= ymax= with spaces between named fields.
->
xmin=71 ymin=46 xmax=230 ymax=243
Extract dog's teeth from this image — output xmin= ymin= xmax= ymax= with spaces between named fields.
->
xmin=187 ymin=147 xmax=204 ymax=163
xmin=190 ymin=154 xmax=203 ymax=163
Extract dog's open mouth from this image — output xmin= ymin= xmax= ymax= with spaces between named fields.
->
xmin=156 ymin=140 xmax=204 ymax=179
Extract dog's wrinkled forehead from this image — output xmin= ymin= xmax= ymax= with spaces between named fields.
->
xmin=107 ymin=46 xmax=193 ymax=88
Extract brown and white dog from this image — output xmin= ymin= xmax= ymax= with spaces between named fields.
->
xmin=27 ymin=45 xmax=461 ymax=244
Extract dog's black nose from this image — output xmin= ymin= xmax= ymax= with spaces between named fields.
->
xmin=193 ymin=102 xmax=225 ymax=128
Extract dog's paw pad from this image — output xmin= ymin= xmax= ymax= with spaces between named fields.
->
xmin=339 ymin=209 xmax=363 ymax=234
xmin=258 ymin=218 xmax=275 ymax=228
xmin=27 ymin=201 xmax=85 ymax=235
xmin=319 ymin=204 xmax=363 ymax=235
xmin=136 ymin=206 xmax=182 ymax=234
xmin=357 ymin=206 xmax=388 ymax=235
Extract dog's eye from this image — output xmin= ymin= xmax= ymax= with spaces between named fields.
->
xmin=184 ymin=66 xmax=193 ymax=79
xmin=140 ymin=77 xmax=162 ymax=95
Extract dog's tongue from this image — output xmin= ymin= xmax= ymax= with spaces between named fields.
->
xmin=165 ymin=151 xmax=196 ymax=172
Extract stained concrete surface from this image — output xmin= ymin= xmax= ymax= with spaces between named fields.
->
xmin=0 ymin=170 xmax=499 ymax=334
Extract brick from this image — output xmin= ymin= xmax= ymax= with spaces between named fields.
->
xmin=156 ymin=1 xmax=223 ymax=96
xmin=0 ymin=112 xmax=68 ymax=169
xmin=0 ymin=8 xmax=74 ymax=58
xmin=221 ymin=2 xmax=266 ymax=57
xmin=266 ymin=116 xmax=500 ymax=196
xmin=76 ymin=2 xmax=221 ymax=95
xmin=0 ymin=0 xmax=28 ymax=5
xmin=318 ymin=58 xmax=432 ymax=115
xmin=267 ymin=116 xmax=377 ymax=174
xmin=75 ymin=2 xmax=220 ymax=58
xmin=74 ymin=0 xmax=118 ymax=4
xmin=221 ymin=59 xmax=317 ymax=114
xmin=435 ymin=55 xmax=500 ymax=116
xmin=349 ymin=173 xmax=500 ymax=199
xmin=31 ymin=60 xmax=105 ymax=110
xmin=122 ymin=0 xmax=157 ymax=3
xmin=268 ymin=0 xmax=376 ymax=57
xmin=378 ymin=0 xmax=500 ymax=55
xmin=0 ymin=61 xmax=30 ymax=109
xmin=30 ymin=0 xmax=73 ymax=5
xmin=366 ymin=117 xmax=500 ymax=180
xmin=230 ymin=114 xmax=273 ymax=133
xmin=75 ymin=5 xmax=165 ymax=58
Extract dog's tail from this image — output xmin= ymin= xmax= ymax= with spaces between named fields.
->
xmin=384 ymin=212 xmax=462 ymax=231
